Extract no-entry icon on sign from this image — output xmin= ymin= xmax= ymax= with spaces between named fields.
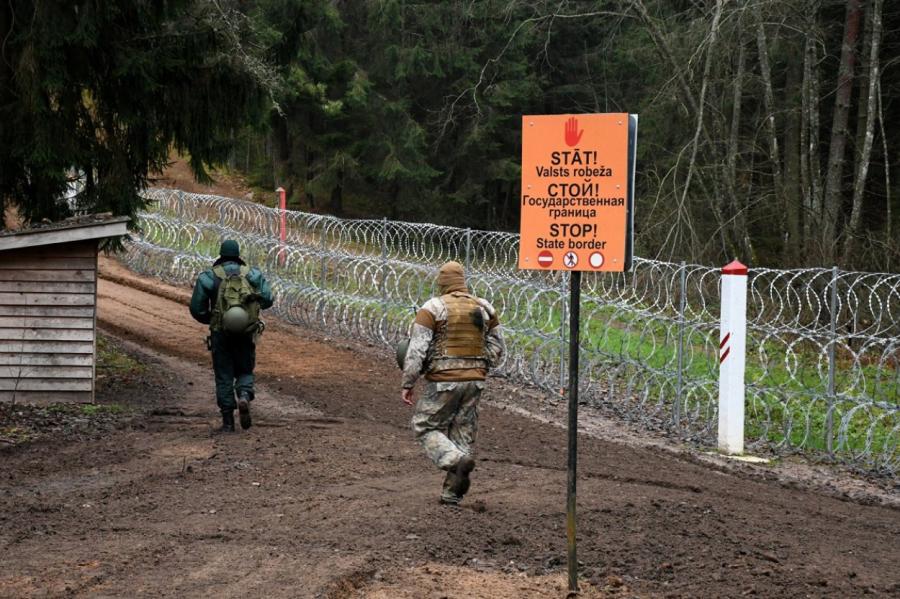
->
xmin=537 ymin=250 xmax=554 ymax=268
xmin=518 ymin=113 xmax=637 ymax=273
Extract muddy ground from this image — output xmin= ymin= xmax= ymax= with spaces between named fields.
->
xmin=1 ymin=260 xmax=898 ymax=598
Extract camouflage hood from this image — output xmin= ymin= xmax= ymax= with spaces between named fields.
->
xmin=437 ymin=261 xmax=467 ymax=295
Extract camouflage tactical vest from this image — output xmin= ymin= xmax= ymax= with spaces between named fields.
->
xmin=428 ymin=293 xmax=488 ymax=376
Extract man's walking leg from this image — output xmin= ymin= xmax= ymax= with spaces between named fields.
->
xmin=412 ymin=384 xmax=466 ymax=468
xmin=445 ymin=383 xmax=481 ymax=499
xmin=234 ymin=336 xmax=257 ymax=430
xmin=211 ymin=333 xmax=237 ymax=432
xmin=411 ymin=383 xmax=471 ymax=504
xmin=447 ymin=383 xmax=481 ymax=457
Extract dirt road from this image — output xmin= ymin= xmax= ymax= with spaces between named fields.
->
xmin=1 ymin=259 xmax=898 ymax=598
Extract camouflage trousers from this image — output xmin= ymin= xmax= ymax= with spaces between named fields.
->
xmin=411 ymin=381 xmax=483 ymax=471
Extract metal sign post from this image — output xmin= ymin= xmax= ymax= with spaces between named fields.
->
xmin=519 ymin=113 xmax=637 ymax=594
xmin=566 ymin=269 xmax=581 ymax=592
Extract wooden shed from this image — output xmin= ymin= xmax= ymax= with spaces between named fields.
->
xmin=0 ymin=216 xmax=129 ymax=404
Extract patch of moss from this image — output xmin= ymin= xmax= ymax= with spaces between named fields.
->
xmin=96 ymin=335 xmax=145 ymax=377
xmin=0 ymin=425 xmax=33 ymax=443
xmin=80 ymin=403 xmax=126 ymax=416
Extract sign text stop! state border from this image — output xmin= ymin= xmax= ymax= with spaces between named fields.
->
xmin=518 ymin=113 xmax=637 ymax=272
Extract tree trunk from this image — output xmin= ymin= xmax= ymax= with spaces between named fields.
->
xmin=305 ymin=150 xmax=316 ymax=209
xmin=245 ymin=134 xmax=251 ymax=174
xmin=678 ymin=0 xmax=726 ymax=254
xmin=804 ymin=22 xmax=825 ymax=262
xmin=843 ymin=0 xmax=883 ymax=263
xmin=631 ymin=0 xmax=695 ymax=112
xmin=755 ymin=9 xmax=785 ymax=246
xmin=875 ymin=79 xmax=891 ymax=271
xmin=821 ymin=0 xmax=862 ymax=262
xmin=852 ymin=7 xmax=871 ymax=175
xmin=727 ymin=34 xmax=755 ymax=262
xmin=330 ymin=183 xmax=343 ymax=216
xmin=389 ymin=181 xmax=400 ymax=220
xmin=800 ymin=34 xmax=812 ymax=246
xmin=783 ymin=45 xmax=804 ymax=264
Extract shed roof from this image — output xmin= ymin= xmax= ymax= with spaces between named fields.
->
xmin=0 ymin=214 xmax=129 ymax=253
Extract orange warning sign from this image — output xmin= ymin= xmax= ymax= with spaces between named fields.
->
xmin=518 ymin=114 xmax=637 ymax=272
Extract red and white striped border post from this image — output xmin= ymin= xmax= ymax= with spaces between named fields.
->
xmin=718 ymin=260 xmax=748 ymax=455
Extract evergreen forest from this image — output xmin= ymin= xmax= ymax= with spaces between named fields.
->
xmin=2 ymin=0 xmax=899 ymax=270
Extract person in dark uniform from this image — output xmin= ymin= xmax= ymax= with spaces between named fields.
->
xmin=189 ymin=240 xmax=274 ymax=432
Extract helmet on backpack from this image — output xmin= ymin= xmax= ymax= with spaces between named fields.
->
xmin=222 ymin=306 xmax=250 ymax=334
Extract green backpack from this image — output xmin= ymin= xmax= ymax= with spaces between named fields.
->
xmin=210 ymin=264 xmax=261 ymax=335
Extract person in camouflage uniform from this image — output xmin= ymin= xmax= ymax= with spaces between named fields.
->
xmin=190 ymin=240 xmax=274 ymax=432
xmin=401 ymin=261 xmax=505 ymax=505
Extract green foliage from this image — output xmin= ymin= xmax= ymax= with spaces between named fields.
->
xmin=97 ymin=334 xmax=145 ymax=377
xmin=0 ymin=0 xmax=274 ymax=228
xmin=237 ymin=0 xmax=900 ymax=270
xmin=4 ymin=0 xmax=899 ymax=269
xmin=79 ymin=403 xmax=126 ymax=416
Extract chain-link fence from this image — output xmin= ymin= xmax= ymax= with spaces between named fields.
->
xmin=122 ymin=188 xmax=899 ymax=474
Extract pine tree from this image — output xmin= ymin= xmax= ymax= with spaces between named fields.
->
xmin=0 ymin=0 xmax=276 ymax=226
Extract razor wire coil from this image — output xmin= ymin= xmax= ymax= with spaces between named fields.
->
xmin=122 ymin=188 xmax=900 ymax=474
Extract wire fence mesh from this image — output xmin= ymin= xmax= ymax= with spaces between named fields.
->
xmin=122 ymin=188 xmax=899 ymax=474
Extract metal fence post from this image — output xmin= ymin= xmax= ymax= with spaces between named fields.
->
xmin=674 ymin=261 xmax=687 ymax=432
xmin=465 ymin=227 xmax=473 ymax=273
xmin=177 ymin=190 xmax=185 ymax=218
xmin=319 ymin=224 xmax=327 ymax=289
xmin=277 ymin=187 xmax=287 ymax=267
xmin=381 ymin=218 xmax=389 ymax=322
xmin=559 ymin=272 xmax=568 ymax=395
xmin=826 ymin=265 xmax=838 ymax=456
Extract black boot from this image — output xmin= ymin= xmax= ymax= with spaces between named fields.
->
xmin=237 ymin=393 xmax=252 ymax=430
xmin=218 ymin=410 xmax=235 ymax=433
xmin=442 ymin=455 xmax=475 ymax=503
xmin=440 ymin=471 xmax=461 ymax=506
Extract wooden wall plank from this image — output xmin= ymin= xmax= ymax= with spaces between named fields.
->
xmin=0 ymin=224 xmax=122 ymax=253
xmin=0 ymin=366 xmax=93 ymax=379
xmin=0 ymin=256 xmax=96 ymax=270
xmin=0 ymin=306 xmax=95 ymax=318
xmin=0 ymin=281 xmax=96 ymax=294
xmin=0 ymin=317 xmax=94 ymax=329
xmin=0 ymin=341 xmax=94 ymax=353
xmin=0 ymin=240 xmax=97 ymax=259
xmin=0 ymin=293 xmax=95 ymax=306
xmin=0 ymin=353 xmax=93 ymax=366
xmin=0 ymin=329 xmax=94 ymax=342
xmin=0 ymin=269 xmax=95 ymax=282
xmin=0 ymin=379 xmax=93 ymax=391
xmin=0 ymin=390 xmax=92 ymax=404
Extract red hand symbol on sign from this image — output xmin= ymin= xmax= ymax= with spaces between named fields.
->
xmin=564 ymin=117 xmax=584 ymax=147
